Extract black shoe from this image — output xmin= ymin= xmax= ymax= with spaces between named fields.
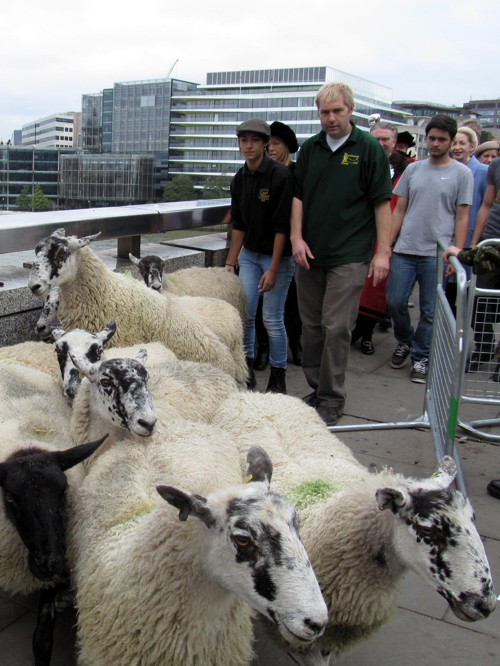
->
xmin=266 ymin=367 xmax=287 ymax=394
xmin=360 ymin=338 xmax=375 ymax=355
xmin=316 ymin=404 xmax=343 ymax=427
xmin=254 ymin=344 xmax=269 ymax=371
xmin=487 ymin=480 xmax=500 ymax=499
xmin=391 ymin=343 xmax=411 ymax=369
xmin=302 ymin=390 xmax=318 ymax=407
xmin=246 ymin=357 xmax=257 ymax=391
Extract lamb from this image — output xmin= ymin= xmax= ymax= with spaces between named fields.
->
xmin=211 ymin=391 xmax=497 ymax=660
xmin=129 ymin=253 xmax=247 ymax=321
xmin=67 ymin=437 xmax=328 ymax=665
xmin=28 ymin=229 xmax=248 ymax=386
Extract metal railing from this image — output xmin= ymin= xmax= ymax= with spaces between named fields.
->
xmin=330 ymin=240 xmax=469 ymax=493
xmin=0 ymin=199 xmax=231 ymax=258
xmin=458 ymin=238 xmax=500 ymax=443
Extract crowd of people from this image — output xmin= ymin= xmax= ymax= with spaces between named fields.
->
xmin=223 ymin=82 xmax=500 ymax=496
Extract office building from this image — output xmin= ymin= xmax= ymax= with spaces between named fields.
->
xmin=21 ymin=112 xmax=81 ymax=149
xmin=462 ymin=99 xmax=500 ymax=132
xmin=168 ymin=66 xmax=412 ymax=185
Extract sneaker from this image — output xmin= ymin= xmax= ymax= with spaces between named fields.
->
xmin=410 ymin=358 xmax=428 ymax=383
xmin=391 ymin=343 xmax=411 ymax=369
xmin=360 ymin=338 xmax=375 ymax=355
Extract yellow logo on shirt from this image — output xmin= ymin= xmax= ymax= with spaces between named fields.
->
xmin=258 ymin=189 xmax=270 ymax=202
xmin=341 ymin=153 xmax=360 ymax=165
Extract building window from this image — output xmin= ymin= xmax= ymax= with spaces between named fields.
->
xmin=141 ymin=95 xmax=156 ymax=107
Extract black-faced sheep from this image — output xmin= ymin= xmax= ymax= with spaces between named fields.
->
xmin=129 ymin=253 xmax=247 ymax=321
xmin=28 ymin=229 xmax=248 ymax=386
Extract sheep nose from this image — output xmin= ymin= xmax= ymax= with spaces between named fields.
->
xmin=30 ymin=283 xmax=42 ymax=294
xmin=137 ymin=418 xmax=156 ymax=434
xmin=303 ymin=617 xmax=326 ymax=636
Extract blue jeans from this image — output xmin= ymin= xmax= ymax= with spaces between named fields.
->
xmin=239 ymin=248 xmax=295 ymax=368
xmin=386 ymin=252 xmax=436 ymax=361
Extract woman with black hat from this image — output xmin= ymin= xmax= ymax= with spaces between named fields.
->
xmin=254 ymin=121 xmax=303 ymax=371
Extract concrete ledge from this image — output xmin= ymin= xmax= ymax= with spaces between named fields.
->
xmin=0 ymin=242 xmax=212 ymax=347
xmin=162 ymin=233 xmax=230 ymax=267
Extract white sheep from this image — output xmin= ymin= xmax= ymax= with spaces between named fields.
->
xmin=67 ymin=432 xmax=328 ymax=665
xmin=69 ymin=349 xmax=238 ymax=453
xmin=129 ymin=254 xmax=247 ymax=321
xmin=28 ymin=229 xmax=248 ymax=386
xmin=211 ymin=391 xmax=497 ymax=660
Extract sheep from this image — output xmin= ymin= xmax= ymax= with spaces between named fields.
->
xmin=0 ymin=432 xmax=107 ymax=665
xmin=67 ymin=436 xmax=328 ymax=665
xmin=35 ymin=283 xmax=245 ymax=377
xmin=129 ymin=253 xmax=247 ymax=321
xmin=211 ymin=391 xmax=497 ymax=660
xmin=28 ymin=229 xmax=248 ymax=386
xmin=69 ymin=349 xmax=238 ymax=454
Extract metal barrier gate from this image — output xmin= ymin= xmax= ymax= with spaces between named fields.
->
xmin=330 ymin=240 xmax=468 ymax=493
xmin=458 ymin=238 xmax=500 ymax=443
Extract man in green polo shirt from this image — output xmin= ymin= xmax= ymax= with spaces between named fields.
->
xmin=291 ymin=82 xmax=392 ymax=426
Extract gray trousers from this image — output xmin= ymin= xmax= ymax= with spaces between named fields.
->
xmin=296 ymin=263 xmax=369 ymax=408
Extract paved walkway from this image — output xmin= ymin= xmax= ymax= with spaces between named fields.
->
xmin=1 ymin=307 xmax=499 ymax=665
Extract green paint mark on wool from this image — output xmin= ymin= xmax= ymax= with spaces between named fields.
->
xmin=287 ymin=479 xmax=340 ymax=509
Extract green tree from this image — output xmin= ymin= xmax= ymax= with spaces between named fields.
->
xmin=162 ymin=175 xmax=196 ymax=202
xmin=16 ymin=185 xmax=32 ymax=211
xmin=201 ymin=175 xmax=232 ymax=199
xmin=31 ymin=183 xmax=52 ymax=211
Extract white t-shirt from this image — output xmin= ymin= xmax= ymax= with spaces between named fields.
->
xmin=326 ymin=133 xmax=351 ymax=153
xmin=393 ymin=159 xmax=473 ymax=256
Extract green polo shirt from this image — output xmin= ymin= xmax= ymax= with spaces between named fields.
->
xmin=294 ymin=123 xmax=392 ymax=267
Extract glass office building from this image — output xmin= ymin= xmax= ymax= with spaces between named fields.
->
xmin=168 ymin=66 xmax=412 ymax=185
xmin=0 ymin=147 xmax=65 ymax=210
xmin=59 ymin=154 xmax=154 ymax=209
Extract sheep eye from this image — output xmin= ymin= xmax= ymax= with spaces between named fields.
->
xmin=5 ymin=495 xmax=15 ymax=504
xmin=420 ymin=525 xmax=437 ymax=537
xmin=100 ymin=378 xmax=112 ymax=388
xmin=233 ymin=535 xmax=252 ymax=548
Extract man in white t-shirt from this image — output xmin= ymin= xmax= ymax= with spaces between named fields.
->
xmin=387 ymin=115 xmax=473 ymax=383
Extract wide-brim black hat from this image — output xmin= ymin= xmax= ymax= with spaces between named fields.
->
xmin=397 ymin=131 xmax=416 ymax=148
xmin=270 ymin=121 xmax=299 ymax=154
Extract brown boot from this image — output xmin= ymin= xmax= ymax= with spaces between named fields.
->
xmin=266 ymin=367 xmax=287 ymax=394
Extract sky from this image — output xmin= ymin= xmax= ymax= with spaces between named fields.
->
xmin=1 ymin=0 xmax=498 ymax=142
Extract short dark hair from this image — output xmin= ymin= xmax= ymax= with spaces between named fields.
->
xmin=425 ymin=115 xmax=457 ymax=140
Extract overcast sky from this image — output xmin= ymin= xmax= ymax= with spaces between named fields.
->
xmin=1 ymin=0 xmax=498 ymax=141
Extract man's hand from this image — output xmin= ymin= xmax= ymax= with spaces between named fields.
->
xmin=292 ymin=237 xmax=315 ymax=270
xmin=367 ymin=249 xmax=391 ymax=286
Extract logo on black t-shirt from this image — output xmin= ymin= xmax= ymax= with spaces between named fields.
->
xmin=258 ymin=189 xmax=270 ymax=202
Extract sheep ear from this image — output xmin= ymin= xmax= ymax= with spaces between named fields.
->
xmin=376 ymin=488 xmax=407 ymax=512
xmin=67 ymin=232 xmax=101 ymax=253
xmin=432 ymin=456 xmax=457 ymax=488
xmin=97 ymin=321 xmax=116 ymax=345
xmin=129 ymin=253 xmax=140 ymax=265
xmin=70 ymin=352 xmax=99 ymax=382
xmin=56 ymin=435 xmax=108 ymax=471
xmin=135 ymin=349 xmax=148 ymax=365
xmin=52 ymin=228 xmax=67 ymax=238
xmin=0 ymin=464 xmax=6 ymax=485
xmin=51 ymin=322 xmax=66 ymax=340
xmin=246 ymin=446 xmax=273 ymax=485
xmin=157 ymin=486 xmax=216 ymax=528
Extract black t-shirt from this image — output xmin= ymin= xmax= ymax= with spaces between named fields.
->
xmin=231 ymin=155 xmax=293 ymax=256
